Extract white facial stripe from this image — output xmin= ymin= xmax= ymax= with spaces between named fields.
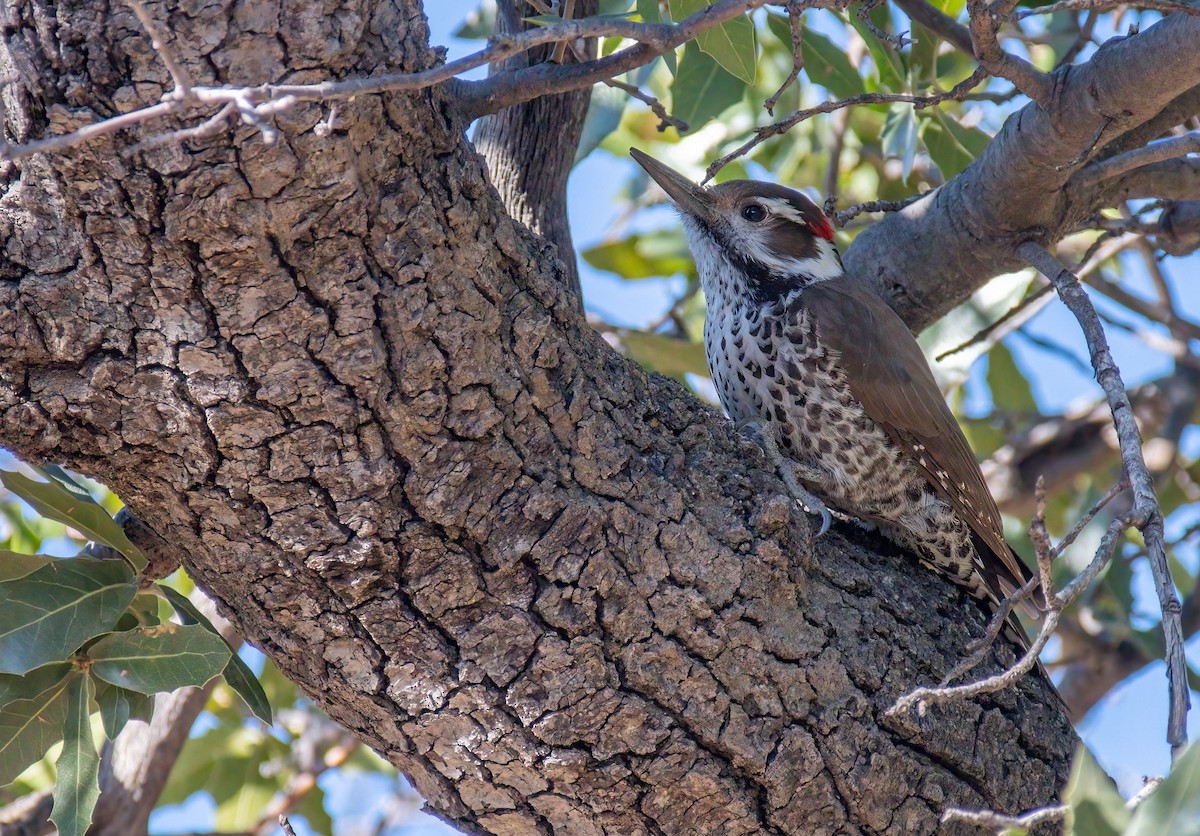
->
xmin=758 ymin=196 xmax=808 ymax=226
xmin=739 ymin=234 xmax=844 ymax=283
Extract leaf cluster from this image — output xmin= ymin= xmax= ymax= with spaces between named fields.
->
xmin=0 ymin=467 xmax=271 ymax=836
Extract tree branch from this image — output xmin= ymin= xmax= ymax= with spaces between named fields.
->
xmin=1103 ymin=158 xmax=1200 ymax=201
xmin=1076 ymin=130 xmax=1200 ymax=188
xmin=844 ymin=12 xmax=1200 ymax=330
xmin=1017 ymin=240 xmax=1190 ymax=760
xmin=0 ymin=0 xmax=772 ymax=163
xmin=453 ymin=0 xmax=783 ymax=120
xmin=1011 ymin=0 xmax=1200 ymax=19
xmin=967 ymin=0 xmax=1054 ymax=106
xmin=893 ymin=0 xmax=975 ymax=55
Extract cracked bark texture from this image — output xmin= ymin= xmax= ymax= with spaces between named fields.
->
xmin=0 ymin=1 xmax=1073 ymax=833
xmin=473 ymin=0 xmax=599 ymax=307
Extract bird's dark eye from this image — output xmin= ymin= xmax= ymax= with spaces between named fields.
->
xmin=741 ymin=204 xmax=766 ymax=222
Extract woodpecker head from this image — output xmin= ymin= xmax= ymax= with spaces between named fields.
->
xmin=631 ymin=148 xmax=843 ymax=303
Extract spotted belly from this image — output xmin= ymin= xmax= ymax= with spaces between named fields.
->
xmin=707 ymin=309 xmax=991 ymax=600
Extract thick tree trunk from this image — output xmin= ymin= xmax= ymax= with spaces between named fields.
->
xmin=473 ymin=0 xmax=600 ymax=307
xmin=0 ymin=1 xmax=1073 ymax=833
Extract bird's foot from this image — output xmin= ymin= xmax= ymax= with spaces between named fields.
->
xmin=738 ymin=419 xmax=832 ymax=536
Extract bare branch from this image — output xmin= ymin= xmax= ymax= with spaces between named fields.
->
xmin=1078 ymin=130 xmax=1200 ymax=188
xmin=939 ymin=574 xmax=1039 ymax=685
xmin=833 ymin=192 xmax=929 ymax=227
xmin=125 ymin=0 xmax=193 ymax=99
xmin=1106 ymin=158 xmax=1200 ymax=202
xmin=856 ymin=0 xmax=912 ymax=48
xmin=967 ymin=0 xmax=1054 ymax=106
xmin=765 ymin=2 xmax=806 ymax=116
xmin=1056 ymin=478 xmax=1130 ymax=557
xmin=706 ymin=67 xmax=988 ymax=180
xmin=1018 ymin=239 xmax=1191 ymax=760
xmin=605 ymin=78 xmax=688 ymax=131
xmin=1011 ymin=0 xmax=1200 ymax=19
xmin=935 ymin=284 xmax=1054 ymax=361
xmin=456 ymin=0 xmax=786 ymax=119
xmin=942 ymin=803 xmax=1068 ymax=830
xmin=893 ymin=0 xmax=975 ymax=55
xmin=1 ymin=0 xmax=772 ymax=162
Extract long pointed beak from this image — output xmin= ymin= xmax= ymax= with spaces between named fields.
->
xmin=630 ymin=148 xmax=717 ymax=224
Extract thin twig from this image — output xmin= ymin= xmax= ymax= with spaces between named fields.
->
xmin=551 ymin=0 xmax=578 ymax=64
xmin=708 ymin=67 xmax=988 ymax=181
xmin=605 ymin=78 xmax=688 ymax=131
xmin=935 ymin=284 xmax=1053 ymax=361
xmin=123 ymin=102 xmax=237 ymax=153
xmin=856 ymin=0 xmax=912 ymax=48
xmin=1017 ymin=239 xmax=1190 ymax=761
xmin=1011 ymin=0 xmax=1200 ymax=19
xmin=967 ymin=0 xmax=1054 ymax=106
xmin=893 ymin=0 xmax=975 ymax=55
xmin=0 ymin=0 xmax=772 ymax=163
xmin=939 ymin=574 xmax=1039 ymax=685
xmin=1055 ymin=478 xmax=1129 ymax=557
xmin=765 ymin=1 xmax=806 ymax=116
xmin=942 ymin=804 xmax=1069 ymax=830
xmin=1077 ymin=131 xmax=1200 ymax=188
xmin=125 ymin=0 xmax=192 ymax=99
xmin=833 ymin=192 xmax=928 ymax=226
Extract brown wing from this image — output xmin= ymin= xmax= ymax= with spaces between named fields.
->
xmin=800 ymin=279 xmax=1038 ymax=607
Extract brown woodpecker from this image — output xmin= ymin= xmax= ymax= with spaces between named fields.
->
xmin=631 ymin=148 xmax=1041 ymax=651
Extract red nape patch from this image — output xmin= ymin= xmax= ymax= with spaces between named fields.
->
xmin=810 ymin=213 xmax=835 ymax=241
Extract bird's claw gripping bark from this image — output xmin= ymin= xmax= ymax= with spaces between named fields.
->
xmin=738 ymin=419 xmax=832 ymax=536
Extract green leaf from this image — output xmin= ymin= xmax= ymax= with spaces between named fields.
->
xmin=0 ymin=557 xmax=137 ymax=675
xmin=293 ymin=785 xmax=335 ymax=836
xmin=920 ymin=111 xmax=975 ymax=179
xmin=638 ymin=0 xmax=661 ymax=22
xmin=583 ymin=229 xmax=693 ymax=279
xmin=215 ymin=763 xmax=278 ymax=830
xmin=699 ymin=13 xmax=756 ymax=84
xmin=909 ymin=22 xmax=938 ymax=86
xmin=846 ymin=8 xmax=905 ymax=91
xmin=95 ymin=681 xmax=154 ymax=740
xmin=670 ymin=0 xmax=756 ymax=82
xmin=671 ymin=41 xmax=745 ymax=128
xmin=51 ymin=675 xmax=100 ymax=836
xmin=618 ymin=331 xmax=709 ymax=378
xmin=576 ymin=83 xmax=628 ymax=164
xmin=1127 ymin=742 xmax=1200 ymax=836
xmin=0 ymin=662 xmax=73 ymax=708
xmin=930 ymin=0 xmax=965 ymax=17
xmin=801 ymin=25 xmax=866 ymax=98
xmin=0 ymin=674 xmax=74 ymax=785
xmin=37 ymin=465 xmax=101 ymax=507
xmin=160 ymin=586 xmax=272 ymax=724
xmin=0 ymin=551 xmax=53 ymax=582
xmin=0 ymin=471 xmax=146 ymax=571
xmin=1064 ymin=745 xmax=1130 ymax=836
xmin=882 ymin=103 xmax=918 ymax=182
xmin=88 ymin=623 xmax=230 ymax=695
xmin=986 ymin=342 xmax=1038 ymax=414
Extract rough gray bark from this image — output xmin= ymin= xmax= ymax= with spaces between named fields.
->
xmin=0 ymin=1 xmax=1075 ymax=833
xmin=474 ymin=0 xmax=599 ymax=307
